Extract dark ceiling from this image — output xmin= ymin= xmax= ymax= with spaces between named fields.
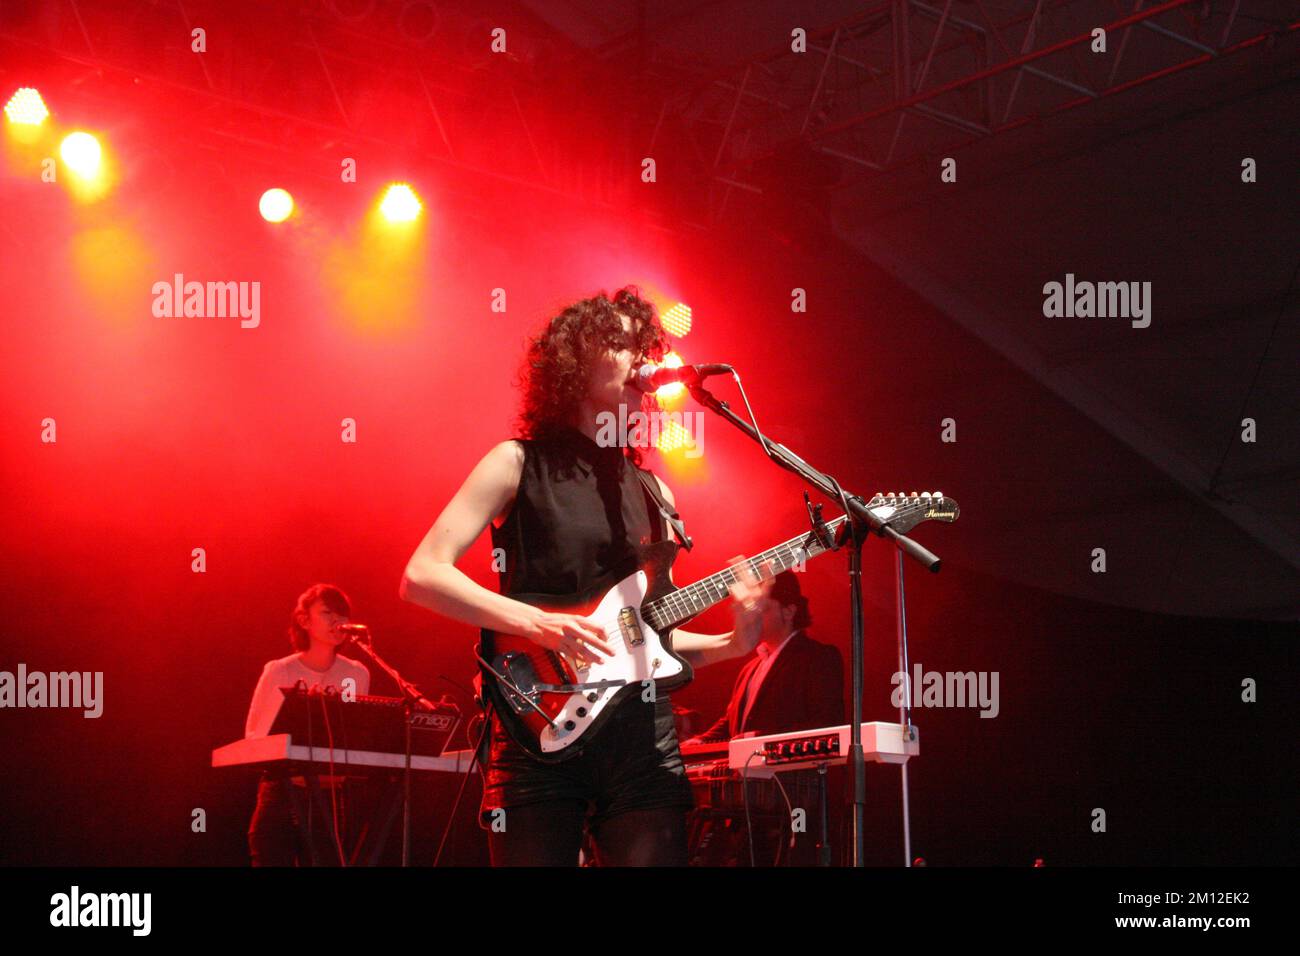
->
xmin=522 ymin=0 xmax=1300 ymax=618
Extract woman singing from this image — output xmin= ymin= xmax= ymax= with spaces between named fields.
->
xmin=399 ymin=286 xmax=771 ymax=866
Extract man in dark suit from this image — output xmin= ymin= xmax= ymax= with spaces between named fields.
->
xmin=685 ymin=570 xmax=843 ymax=745
xmin=682 ymin=571 xmax=844 ymax=865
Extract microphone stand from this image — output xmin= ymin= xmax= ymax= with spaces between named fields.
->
xmin=342 ymin=631 xmax=458 ymax=867
xmin=686 ymin=380 xmax=941 ymax=867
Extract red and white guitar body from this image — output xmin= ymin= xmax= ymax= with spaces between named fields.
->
xmin=479 ymin=540 xmax=691 ymax=762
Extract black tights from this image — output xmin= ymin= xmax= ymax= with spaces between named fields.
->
xmin=488 ymin=801 xmax=689 ymax=867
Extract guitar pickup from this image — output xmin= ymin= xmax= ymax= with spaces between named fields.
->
xmin=618 ymin=607 xmax=644 ymax=646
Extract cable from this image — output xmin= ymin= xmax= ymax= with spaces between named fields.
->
xmin=317 ymin=689 xmax=347 ymax=866
xmin=428 ymin=675 xmax=478 ymax=754
xmin=335 ymin=683 xmax=353 ymax=859
xmin=732 ymin=370 xmax=856 ymax=543
xmin=730 ymin=372 xmax=783 ymax=471
xmin=769 ymin=772 xmax=796 ymax=867
xmin=740 ymin=748 xmax=764 ymax=867
xmin=433 ymin=697 xmax=493 ymax=866
xmin=301 ymin=679 xmax=315 ymax=863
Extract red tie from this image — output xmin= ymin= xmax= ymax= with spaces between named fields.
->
xmin=736 ymin=651 xmax=768 ymax=732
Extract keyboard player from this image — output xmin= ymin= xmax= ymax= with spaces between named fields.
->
xmin=244 ymin=583 xmax=372 ymax=866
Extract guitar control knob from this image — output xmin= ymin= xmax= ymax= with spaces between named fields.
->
xmin=564 ymin=720 xmax=576 ymax=731
xmin=576 ymin=707 xmax=587 ymax=717
xmin=586 ymin=692 xmax=598 ymax=703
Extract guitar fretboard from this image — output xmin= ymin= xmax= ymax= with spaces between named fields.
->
xmin=642 ymin=516 xmax=850 ymax=631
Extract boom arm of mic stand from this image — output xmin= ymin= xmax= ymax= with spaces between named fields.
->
xmin=688 ymin=383 xmax=941 ymax=572
xmin=342 ymin=637 xmax=454 ymax=714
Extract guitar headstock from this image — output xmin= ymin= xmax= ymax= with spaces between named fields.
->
xmin=863 ymin=491 xmax=960 ymax=535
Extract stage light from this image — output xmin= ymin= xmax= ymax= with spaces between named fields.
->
xmin=4 ymin=87 xmax=48 ymax=125
xmin=655 ymin=351 xmax=686 ymax=401
xmin=259 ymin=188 xmax=294 ymax=223
xmin=59 ymin=131 xmax=102 ymax=178
xmin=379 ymin=183 xmax=421 ymax=223
xmin=655 ymin=419 xmax=694 ymax=454
xmin=661 ymin=302 xmax=692 ymax=338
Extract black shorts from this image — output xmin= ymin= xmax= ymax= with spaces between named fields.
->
xmin=479 ymin=691 xmax=695 ymax=827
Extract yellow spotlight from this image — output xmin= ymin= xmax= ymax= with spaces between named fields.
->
xmin=655 ymin=419 xmax=694 ymax=455
xmin=59 ymin=131 xmax=102 ymax=178
xmin=379 ymin=183 xmax=421 ymax=223
xmin=655 ymin=351 xmax=686 ymax=402
xmin=661 ymin=302 xmax=692 ymax=338
xmin=5 ymin=87 xmax=49 ymax=125
xmin=259 ymin=187 xmax=294 ymax=223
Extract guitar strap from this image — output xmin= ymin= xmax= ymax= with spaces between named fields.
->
xmin=635 ymin=468 xmax=693 ymax=552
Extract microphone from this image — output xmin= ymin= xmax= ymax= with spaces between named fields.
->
xmin=334 ymin=623 xmax=370 ymax=637
xmin=631 ymin=363 xmax=733 ymax=393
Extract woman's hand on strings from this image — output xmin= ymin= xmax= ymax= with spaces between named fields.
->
xmin=527 ymin=611 xmax=614 ymax=668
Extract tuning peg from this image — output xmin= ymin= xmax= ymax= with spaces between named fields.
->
xmin=921 ymin=492 xmax=931 ymax=498
xmin=934 ymin=491 xmax=942 ymax=499
xmin=910 ymin=491 xmax=918 ymax=497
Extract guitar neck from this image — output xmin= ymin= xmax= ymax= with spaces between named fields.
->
xmin=643 ymin=515 xmax=850 ymax=632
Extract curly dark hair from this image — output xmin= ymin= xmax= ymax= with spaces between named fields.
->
xmin=515 ymin=286 xmax=669 ymax=466
xmin=287 ymin=583 xmax=351 ymax=652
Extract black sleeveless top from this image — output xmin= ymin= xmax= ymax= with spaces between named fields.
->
xmin=490 ymin=426 xmax=668 ymax=597
xmin=479 ymin=426 xmax=694 ymax=819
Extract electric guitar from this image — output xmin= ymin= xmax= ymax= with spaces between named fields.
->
xmin=477 ymin=492 xmax=959 ymax=761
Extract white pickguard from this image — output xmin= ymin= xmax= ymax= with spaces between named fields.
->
xmin=539 ymin=568 xmax=682 ymax=754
